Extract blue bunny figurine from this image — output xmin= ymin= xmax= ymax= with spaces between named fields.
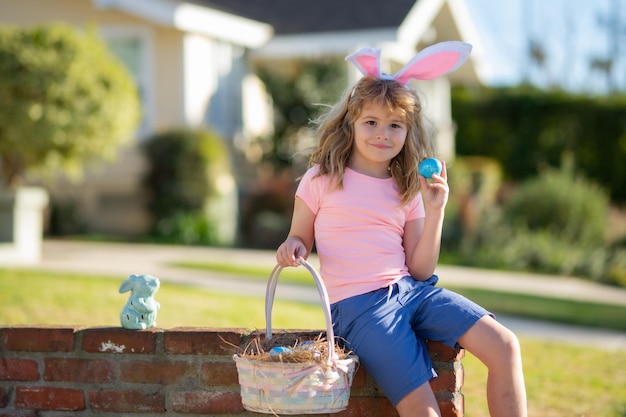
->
xmin=119 ymin=274 xmax=160 ymax=330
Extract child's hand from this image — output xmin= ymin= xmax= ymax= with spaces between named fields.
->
xmin=276 ymin=236 xmax=307 ymax=267
xmin=419 ymin=160 xmax=449 ymax=211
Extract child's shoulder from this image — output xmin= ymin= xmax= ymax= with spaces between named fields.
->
xmin=299 ymin=164 xmax=333 ymax=191
xmin=304 ymin=164 xmax=320 ymax=175
xmin=301 ymin=164 xmax=322 ymax=181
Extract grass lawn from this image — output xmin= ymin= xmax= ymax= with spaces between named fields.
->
xmin=462 ymin=340 xmax=626 ymax=417
xmin=174 ymin=260 xmax=626 ymax=331
xmin=0 ymin=269 xmax=325 ymax=329
xmin=1 ymin=268 xmax=625 ymax=416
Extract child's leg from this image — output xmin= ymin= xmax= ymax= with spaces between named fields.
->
xmin=457 ymin=316 xmax=528 ymax=417
xmin=331 ymin=282 xmax=441 ymax=414
xmin=396 ymin=382 xmax=441 ymax=417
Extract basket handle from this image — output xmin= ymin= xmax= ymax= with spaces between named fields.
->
xmin=265 ymin=258 xmax=337 ymax=364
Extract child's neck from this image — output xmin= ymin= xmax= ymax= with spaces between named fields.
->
xmin=348 ymin=160 xmax=391 ymax=179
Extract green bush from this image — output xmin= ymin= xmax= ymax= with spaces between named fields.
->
xmin=0 ymin=23 xmax=140 ymax=187
xmin=444 ymin=156 xmax=503 ymax=253
xmin=501 ymin=164 xmax=608 ymax=245
xmin=153 ymin=212 xmax=217 ymax=246
xmin=452 ymin=86 xmax=626 ymax=202
xmin=459 ymin=166 xmax=626 ymax=285
xmin=471 ymin=224 xmax=603 ymax=276
xmin=142 ymin=129 xmax=235 ymax=246
xmin=607 ymin=248 xmax=626 ymax=286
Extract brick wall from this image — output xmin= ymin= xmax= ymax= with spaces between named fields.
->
xmin=0 ymin=326 xmax=464 ymax=416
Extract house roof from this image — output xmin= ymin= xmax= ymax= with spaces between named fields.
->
xmin=191 ymin=0 xmax=485 ymax=83
xmin=96 ymin=0 xmax=487 ymax=83
xmin=93 ymin=0 xmax=273 ymax=47
xmin=187 ymin=0 xmax=417 ymax=35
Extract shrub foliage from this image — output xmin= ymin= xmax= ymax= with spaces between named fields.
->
xmin=0 ymin=23 xmax=140 ymax=187
xmin=452 ymin=87 xmax=626 ymax=202
xmin=445 ymin=161 xmax=625 ymax=285
xmin=142 ymin=129 xmax=231 ymax=245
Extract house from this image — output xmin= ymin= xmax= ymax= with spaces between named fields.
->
xmin=0 ymin=0 xmax=485 ymax=246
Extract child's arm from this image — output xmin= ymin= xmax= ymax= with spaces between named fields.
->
xmin=276 ymin=197 xmax=315 ymax=267
xmin=404 ymin=208 xmax=444 ymax=280
xmin=404 ymin=163 xmax=449 ymax=280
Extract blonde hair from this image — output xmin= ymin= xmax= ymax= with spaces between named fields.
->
xmin=310 ymin=76 xmax=434 ymax=205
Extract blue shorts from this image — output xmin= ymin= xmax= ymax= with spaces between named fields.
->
xmin=330 ymin=275 xmax=490 ymax=407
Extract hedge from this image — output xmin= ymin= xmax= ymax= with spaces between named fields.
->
xmin=452 ymin=87 xmax=626 ymax=202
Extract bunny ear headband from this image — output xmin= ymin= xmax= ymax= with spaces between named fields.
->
xmin=345 ymin=41 xmax=472 ymax=85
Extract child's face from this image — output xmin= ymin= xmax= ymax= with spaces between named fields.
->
xmin=351 ymin=101 xmax=407 ymax=174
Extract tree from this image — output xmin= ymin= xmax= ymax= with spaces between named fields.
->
xmin=0 ymin=23 xmax=140 ymax=188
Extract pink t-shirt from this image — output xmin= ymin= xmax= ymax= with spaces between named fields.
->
xmin=296 ymin=165 xmax=425 ymax=303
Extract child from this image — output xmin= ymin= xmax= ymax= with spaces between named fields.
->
xmin=276 ymin=42 xmax=527 ymax=417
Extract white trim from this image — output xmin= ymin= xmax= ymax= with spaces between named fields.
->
xmin=174 ymin=3 xmax=272 ymax=48
xmin=253 ymin=28 xmax=398 ymax=59
xmin=397 ymin=0 xmax=446 ymax=45
xmin=391 ymin=0 xmax=485 ymax=156
xmin=93 ymin=0 xmax=272 ymax=48
xmin=182 ymin=34 xmax=216 ymax=127
xmin=447 ymin=0 xmax=490 ymax=82
xmin=398 ymin=0 xmax=487 ymax=84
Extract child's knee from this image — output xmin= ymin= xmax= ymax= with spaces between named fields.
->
xmin=488 ymin=325 xmax=524 ymax=371
xmin=461 ymin=317 xmax=522 ymax=367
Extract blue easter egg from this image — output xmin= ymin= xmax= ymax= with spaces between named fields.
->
xmin=419 ymin=158 xmax=442 ymax=179
xmin=269 ymin=346 xmax=292 ymax=356
xmin=298 ymin=340 xmax=316 ymax=351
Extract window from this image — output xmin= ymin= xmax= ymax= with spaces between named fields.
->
xmin=100 ymin=27 xmax=154 ymax=139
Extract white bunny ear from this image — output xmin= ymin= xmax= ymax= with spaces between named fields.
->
xmin=392 ymin=41 xmax=472 ymax=85
xmin=345 ymin=47 xmax=382 ymax=78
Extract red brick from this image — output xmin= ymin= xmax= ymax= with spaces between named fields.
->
xmin=430 ymin=367 xmax=464 ymax=393
xmin=1 ymin=327 xmax=465 ymax=417
xmin=438 ymin=392 xmax=464 ymax=417
xmin=0 ymin=327 xmax=75 ymax=352
xmin=81 ymin=327 xmax=158 ymax=354
xmin=350 ymin=367 xmax=367 ymax=389
xmin=427 ymin=340 xmax=464 ymax=362
xmin=171 ymin=391 xmax=244 ymax=414
xmin=43 ymin=358 xmax=114 ymax=383
xmin=0 ymin=358 xmax=39 ymax=381
xmin=164 ymin=328 xmax=242 ymax=354
xmin=338 ymin=393 xmax=462 ymax=417
xmin=336 ymin=397 xmax=398 ymax=417
xmin=121 ymin=360 xmax=193 ymax=383
xmin=0 ymin=386 xmax=8 ymax=407
xmin=14 ymin=386 xmax=85 ymax=411
xmin=201 ymin=361 xmax=239 ymax=386
xmin=88 ymin=389 xmax=165 ymax=413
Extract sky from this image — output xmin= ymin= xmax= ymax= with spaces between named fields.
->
xmin=463 ymin=0 xmax=626 ymax=93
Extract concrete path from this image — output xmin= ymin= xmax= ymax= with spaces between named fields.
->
xmin=5 ymin=239 xmax=626 ymax=351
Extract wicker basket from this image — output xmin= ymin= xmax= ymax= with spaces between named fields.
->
xmin=233 ymin=259 xmax=358 ymax=415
